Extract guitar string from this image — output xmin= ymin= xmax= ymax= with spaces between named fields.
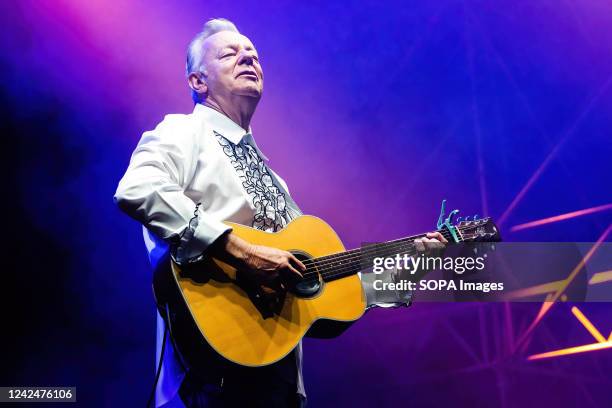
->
xmin=299 ymin=231 xmax=484 ymax=284
xmin=296 ymin=234 xmax=446 ymax=280
xmin=220 ymin=221 xmax=484 ymax=287
xmin=296 ymin=223 xmax=472 ymax=272
xmin=303 ymin=235 xmax=446 ymax=271
xmin=296 ymin=228 xmax=485 ymax=284
xmin=298 ymin=221 xmax=487 ymax=271
xmin=298 ymin=229 xmax=451 ymax=269
xmin=316 ymin=246 xmax=422 ymax=283
xmin=316 ymin=245 xmax=420 ymax=282
xmin=295 ymin=228 xmax=459 ymax=282
xmin=317 ymin=232 xmax=483 ymax=282
xmin=307 ymin=225 xmax=459 ymax=262
xmin=314 ymin=231 xmax=485 ymax=281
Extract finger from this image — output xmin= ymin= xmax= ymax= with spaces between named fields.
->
xmin=286 ymin=263 xmax=304 ymax=279
xmin=427 ymin=232 xmax=448 ymax=244
xmin=288 ymin=252 xmax=307 ymax=272
xmin=423 ymin=235 xmax=445 ymax=247
xmin=414 ymin=238 xmax=425 ymax=252
xmin=423 ymin=237 xmax=444 ymax=250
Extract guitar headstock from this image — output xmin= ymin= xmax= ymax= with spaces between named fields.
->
xmin=436 ymin=199 xmax=502 ymax=243
xmin=456 ymin=217 xmax=502 ymax=242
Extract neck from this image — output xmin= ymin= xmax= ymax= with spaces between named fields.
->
xmin=204 ymin=94 xmax=259 ymax=131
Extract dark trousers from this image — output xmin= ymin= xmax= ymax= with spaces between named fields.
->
xmin=178 ymin=350 xmax=305 ymax=408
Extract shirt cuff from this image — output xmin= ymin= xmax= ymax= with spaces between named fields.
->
xmin=360 ymin=270 xmax=413 ymax=310
xmin=172 ymin=205 xmax=232 ymax=265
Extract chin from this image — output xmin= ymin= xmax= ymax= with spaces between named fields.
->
xmin=234 ymin=86 xmax=263 ymax=98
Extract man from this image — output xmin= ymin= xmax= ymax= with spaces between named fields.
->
xmin=115 ymin=18 xmax=446 ymax=408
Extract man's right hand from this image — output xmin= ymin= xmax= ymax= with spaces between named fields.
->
xmin=243 ymin=244 xmax=306 ymax=287
xmin=210 ymin=232 xmax=306 ymax=290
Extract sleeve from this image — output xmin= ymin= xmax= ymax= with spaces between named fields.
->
xmin=360 ymin=248 xmax=447 ymax=310
xmin=114 ymin=115 xmax=231 ymax=264
xmin=360 ymin=268 xmax=413 ymax=310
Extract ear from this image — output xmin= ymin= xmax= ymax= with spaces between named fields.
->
xmin=188 ymin=71 xmax=208 ymax=99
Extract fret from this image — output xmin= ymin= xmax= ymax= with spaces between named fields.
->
xmin=301 ymin=218 xmax=497 ymax=283
xmin=318 ymin=234 xmax=429 ymax=282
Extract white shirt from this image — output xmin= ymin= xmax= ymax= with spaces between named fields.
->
xmin=114 ymin=103 xmax=410 ymax=407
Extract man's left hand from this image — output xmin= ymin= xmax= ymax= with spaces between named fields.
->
xmin=414 ymin=232 xmax=448 ymax=254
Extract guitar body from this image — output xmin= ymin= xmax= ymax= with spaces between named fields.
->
xmin=154 ymin=215 xmax=367 ymax=369
xmin=153 ymin=209 xmax=500 ymax=371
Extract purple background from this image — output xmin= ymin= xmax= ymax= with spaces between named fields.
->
xmin=1 ymin=0 xmax=611 ymax=406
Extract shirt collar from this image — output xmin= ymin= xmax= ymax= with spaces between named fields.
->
xmin=193 ymin=103 xmax=268 ymax=161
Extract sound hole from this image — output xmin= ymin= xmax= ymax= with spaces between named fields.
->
xmin=291 ymin=251 xmax=321 ymax=298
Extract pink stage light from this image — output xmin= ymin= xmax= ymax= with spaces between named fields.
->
xmin=510 ymin=203 xmax=612 ymax=232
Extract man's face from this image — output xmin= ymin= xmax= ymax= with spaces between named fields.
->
xmin=201 ymin=31 xmax=263 ymax=100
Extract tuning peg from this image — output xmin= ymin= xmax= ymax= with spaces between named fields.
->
xmin=446 ymin=209 xmax=459 ymax=225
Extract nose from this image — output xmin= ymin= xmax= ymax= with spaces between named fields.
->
xmin=237 ymin=50 xmax=254 ymax=65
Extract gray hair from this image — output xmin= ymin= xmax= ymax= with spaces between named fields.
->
xmin=186 ymin=18 xmax=239 ymax=103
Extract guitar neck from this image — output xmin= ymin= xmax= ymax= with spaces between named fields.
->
xmin=301 ymin=216 xmax=500 ymax=283
xmin=311 ymin=229 xmax=455 ymax=283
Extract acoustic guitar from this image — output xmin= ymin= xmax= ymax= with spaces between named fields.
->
xmin=153 ymin=201 xmax=500 ymax=370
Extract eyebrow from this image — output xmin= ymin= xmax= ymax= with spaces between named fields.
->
xmin=218 ymin=44 xmax=256 ymax=54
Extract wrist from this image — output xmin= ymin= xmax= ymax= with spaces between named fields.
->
xmin=228 ymin=235 xmax=253 ymax=267
xmin=212 ymin=232 xmax=253 ymax=268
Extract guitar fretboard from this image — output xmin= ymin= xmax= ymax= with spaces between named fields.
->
xmin=300 ymin=227 xmax=461 ymax=283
